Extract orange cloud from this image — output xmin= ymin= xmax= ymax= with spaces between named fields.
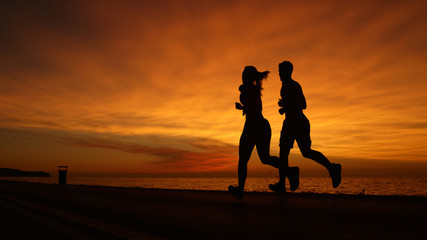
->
xmin=0 ymin=0 xmax=426 ymax=175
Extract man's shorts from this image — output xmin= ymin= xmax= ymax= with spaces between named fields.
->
xmin=280 ymin=114 xmax=312 ymax=149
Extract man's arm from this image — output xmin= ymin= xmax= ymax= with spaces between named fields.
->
xmin=278 ymin=84 xmax=288 ymax=115
xmin=298 ymin=84 xmax=307 ymax=110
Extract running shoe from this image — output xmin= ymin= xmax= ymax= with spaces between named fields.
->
xmin=287 ymin=166 xmax=300 ymax=191
xmin=330 ymin=163 xmax=342 ymax=188
xmin=269 ymin=182 xmax=286 ymax=193
xmin=228 ymin=185 xmax=243 ymax=200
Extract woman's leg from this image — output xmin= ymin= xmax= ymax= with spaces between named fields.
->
xmin=256 ymin=119 xmax=281 ymax=168
xmin=238 ymin=125 xmax=255 ymax=191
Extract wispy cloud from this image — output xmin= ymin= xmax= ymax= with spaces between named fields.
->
xmin=0 ymin=0 xmax=426 ymax=174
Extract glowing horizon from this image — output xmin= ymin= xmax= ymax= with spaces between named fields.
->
xmin=1 ymin=0 xmax=426 ymax=176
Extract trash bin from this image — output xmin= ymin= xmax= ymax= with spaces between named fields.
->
xmin=58 ymin=166 xmax=68 ymax=185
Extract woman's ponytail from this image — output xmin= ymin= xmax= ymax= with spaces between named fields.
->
xmin=255 ymin=71 xmax=270 ymax=90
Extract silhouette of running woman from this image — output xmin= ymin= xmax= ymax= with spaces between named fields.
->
xmin=229 ymin=66 xmax=281 ymax=199
xmin=269 ymin=61 xmax=342 ymax=193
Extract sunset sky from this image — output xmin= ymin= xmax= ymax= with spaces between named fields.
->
xmin=1 ymin=0 xmax=426 ymax=177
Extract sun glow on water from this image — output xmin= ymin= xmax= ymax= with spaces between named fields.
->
xmin=2 ymin=177 xmax=426 ymax=197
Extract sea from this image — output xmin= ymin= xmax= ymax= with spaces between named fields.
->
xmin=1 ymin=176 xmax=426 ymax=197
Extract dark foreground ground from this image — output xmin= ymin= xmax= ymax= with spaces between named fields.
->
xmin=0 ymin=180 xmax=425 ymax=240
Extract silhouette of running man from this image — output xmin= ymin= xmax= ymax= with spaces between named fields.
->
xmin=229 ymin=66 xmax=281 ymax=199
xmin=269 ymin=61 xmax=342 ymax=193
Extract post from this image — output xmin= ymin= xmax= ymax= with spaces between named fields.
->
xmin=58 ymin=166 xmax=68 ymax=185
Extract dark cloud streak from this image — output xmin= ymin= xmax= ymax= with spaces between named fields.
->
xmin=0 ymin=127 xmax=237 ymax=172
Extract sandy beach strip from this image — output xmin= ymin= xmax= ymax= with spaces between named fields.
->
xmin=0 ymin=180 xmax=425 ymax=239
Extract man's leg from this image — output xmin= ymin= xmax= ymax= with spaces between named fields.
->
xmin=279 ymin=119 xmax=300 ymax=191
xmin=269 ymin=124 xmax=293 ymax=193
xmin=269 ymin=118 xmax=300 ymax=192
xmin=280 ymin=147 xmax=300 ymax=191
xmin=297 ymin=127 xmax=334 ymax=179
xmin=299 ymin=146 xmax=341 ymax=188
xmin=269 ymin=147 xmax=290 ymax=193
xmin=279 ymin=120 xmax=293 ymax=185
xmin=279 ymin=147 xmax=290 ymax=184
xmin=295 ymin=115 xmax=340 ymax=188
xmin=300 ymin=147 xmax=332 ymax=170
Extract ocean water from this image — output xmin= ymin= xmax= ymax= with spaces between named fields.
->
xmin=1 ymin=176 xmax=426 ymax=197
